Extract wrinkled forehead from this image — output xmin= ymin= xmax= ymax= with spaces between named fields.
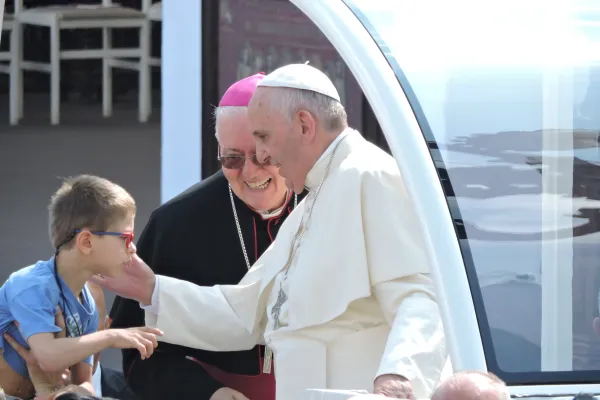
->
xmin=250 ymin=87 xmax=283 ymax=114
xmin=248 ymin=87 xmax=284 ymax=130
xmin=248 ymin=88 xmax=267 ymax=116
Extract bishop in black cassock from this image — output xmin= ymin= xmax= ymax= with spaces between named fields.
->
xmin=109 ymin=170 xmax=304 ymax=399
xmin=109 ymin=72 xmax=305 ymax=400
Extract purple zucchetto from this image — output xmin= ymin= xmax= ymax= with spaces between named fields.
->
xmin=219 ymin=72 xmax=266 ymax=107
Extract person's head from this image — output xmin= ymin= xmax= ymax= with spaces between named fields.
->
xmin=248 ymin=64 xmax=348 ymax=193
xmin=53 ymin=388 xmax=117 ymax=400
xmin=49 ymin=175 xmax=137 ymax=277
xmin=431 ymin=371 xmax=510 ymax=400
xmin=216 ymin=73 xmax=289 ymax=212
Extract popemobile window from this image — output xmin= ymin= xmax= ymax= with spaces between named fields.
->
xmin=217 ymin=0 xmax=364 ymax=132
xmin=346 ymin=0 xmax=600 ymax=385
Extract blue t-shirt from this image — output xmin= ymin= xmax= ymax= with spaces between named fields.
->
xmin=0 ymin=257 xmax=98 ymax=377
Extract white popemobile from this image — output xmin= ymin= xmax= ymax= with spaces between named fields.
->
xmin=291 ymin=0 xmax=600 ymax=399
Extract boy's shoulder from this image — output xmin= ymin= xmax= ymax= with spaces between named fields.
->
xmin=2 ymin=258 xmax=57 ymax=300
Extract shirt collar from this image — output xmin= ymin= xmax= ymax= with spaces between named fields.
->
xmin=255 ymin=190 xmax=294 ymax=219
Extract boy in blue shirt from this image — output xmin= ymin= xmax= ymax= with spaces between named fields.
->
xmin=0 ymin=175 xmax=163 ymax=399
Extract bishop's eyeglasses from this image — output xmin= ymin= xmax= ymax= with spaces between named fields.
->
xmin=217 ymin=147 xmax=270 ymax=170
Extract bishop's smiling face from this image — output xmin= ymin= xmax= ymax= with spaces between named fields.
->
xmin=216 ymin=107 xmax=288 ymax=212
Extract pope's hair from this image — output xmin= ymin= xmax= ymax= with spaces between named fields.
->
xmin=263 ymin=86 xmax=348 ymax=133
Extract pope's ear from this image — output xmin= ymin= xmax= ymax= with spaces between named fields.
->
xmin=296 ymin=109 xmax=317 ymax=143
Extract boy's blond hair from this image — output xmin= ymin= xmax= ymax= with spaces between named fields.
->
xmin=49 ymin=175 xmax=136 ymax=250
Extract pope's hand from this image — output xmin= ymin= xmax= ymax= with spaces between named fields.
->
xmin=91 ymin=254 xmax=155 ymax=305
xmin=209 ymin=387 xmax=249 ymax=400
xmin=372 ymin=374 xmax=415 ymax=399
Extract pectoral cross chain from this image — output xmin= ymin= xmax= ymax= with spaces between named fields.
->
xmin=261 ymin=134 xmax=348 ymax=375
xmin=262 ymin=286 xmax=288 ymax=374
xmin=262 ymin=226 xmax=300 ymax=374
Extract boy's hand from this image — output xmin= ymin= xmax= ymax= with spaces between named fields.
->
xmin=107 ymin=327 xmax=163 ymax=360
xmin=4 ymin=308 xmax=71 ymax=395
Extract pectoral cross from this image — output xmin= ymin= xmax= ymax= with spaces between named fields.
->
xmin=260 ymin=134 xmax=346 ymax=375
xmin=262 ymin=285 xmax=288 ymax=373
xmin=262 ymin=218 xmax=307 ymax=374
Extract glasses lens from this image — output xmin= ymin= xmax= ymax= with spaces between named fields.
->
xmin=220 ymin=156 xmax=244 ymax=169
xmin=123 ymin=233 xmax=134 ymax=247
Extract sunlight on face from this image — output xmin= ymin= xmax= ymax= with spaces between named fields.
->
xmin=217 ymin=107 xmax=288 ymax=212
xmin=248 ymin=90 xmax=306 ymax=193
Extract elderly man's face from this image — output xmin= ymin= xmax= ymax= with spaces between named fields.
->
xmin=217 ymin=108 xmax=288 ymax=212
xmin=248 ymin=89 xmax=307 ymax=194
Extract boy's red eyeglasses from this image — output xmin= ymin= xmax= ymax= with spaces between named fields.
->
xmin=74 ymin=229 xmax=135 ymax=248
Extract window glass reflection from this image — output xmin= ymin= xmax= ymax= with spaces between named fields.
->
xmin=217 ymin=0 xmax=363 ymax=130
xmin=346 ymin=0 xmax=600 ymax=382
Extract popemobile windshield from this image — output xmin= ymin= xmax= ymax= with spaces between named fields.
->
xmin=290 ymin=0 xmax=600 ymax=398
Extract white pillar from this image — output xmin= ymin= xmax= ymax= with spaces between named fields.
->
xmin=540 ymin=65 xmax=574 ymax=371
xmin=539 ymin=4 xmax=575 ymax=371
xmin=160 ymin=0 xmax=203 ymax=204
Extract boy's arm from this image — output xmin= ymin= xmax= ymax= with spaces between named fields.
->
xmin=9 ymin=287 xmax=114 ymax=372
xmin=3 ymin=313 xmax=93 ymax=398
xmin=27 ymin=331 xmax=114 ymax=372
xmin=10 ymin=288 xmax=159 ymax=372
xmin=70 ymin=361 xmax=95 ymax=395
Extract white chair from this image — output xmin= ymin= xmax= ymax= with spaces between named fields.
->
xmin=106 ymin=0 xmax=161 ymax=122
xmin=0 ymin=12 xmax=22 ymax=125
xmin=13 ymin=0 xmax=148 ymax=125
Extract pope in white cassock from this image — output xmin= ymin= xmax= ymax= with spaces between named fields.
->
xmin=94 ymin=64 xmax=448 ymax=400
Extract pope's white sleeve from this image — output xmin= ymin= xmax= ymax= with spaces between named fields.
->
xmin=143 ymin=275 xmax=264 ymax=352
xmin=374 ymin=274 xmax=447 ymax=398
xmin=139 ymin=276 xmax=160 ymax=314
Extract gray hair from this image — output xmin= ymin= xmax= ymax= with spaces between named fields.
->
xmin=261 ymin=87 xmax=347 ymax=133
xmin=213 ymin=106 xmax=247 ymax=142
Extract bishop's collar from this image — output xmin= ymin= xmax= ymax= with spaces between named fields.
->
xmin=304 ymin=128 xmax=352 ymax=191
xmin=255 ymin=189 xmax=294 ymax=219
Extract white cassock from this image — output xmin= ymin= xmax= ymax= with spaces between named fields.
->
xmin=143 ymin=128 xmax=448 ymax=400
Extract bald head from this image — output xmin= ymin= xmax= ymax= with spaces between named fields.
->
xmin=432 ymin=371 xmax=511 ymax=400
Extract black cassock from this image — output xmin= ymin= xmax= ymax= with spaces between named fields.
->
xmin=109 ymin=170 xmax=304 ymax=400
